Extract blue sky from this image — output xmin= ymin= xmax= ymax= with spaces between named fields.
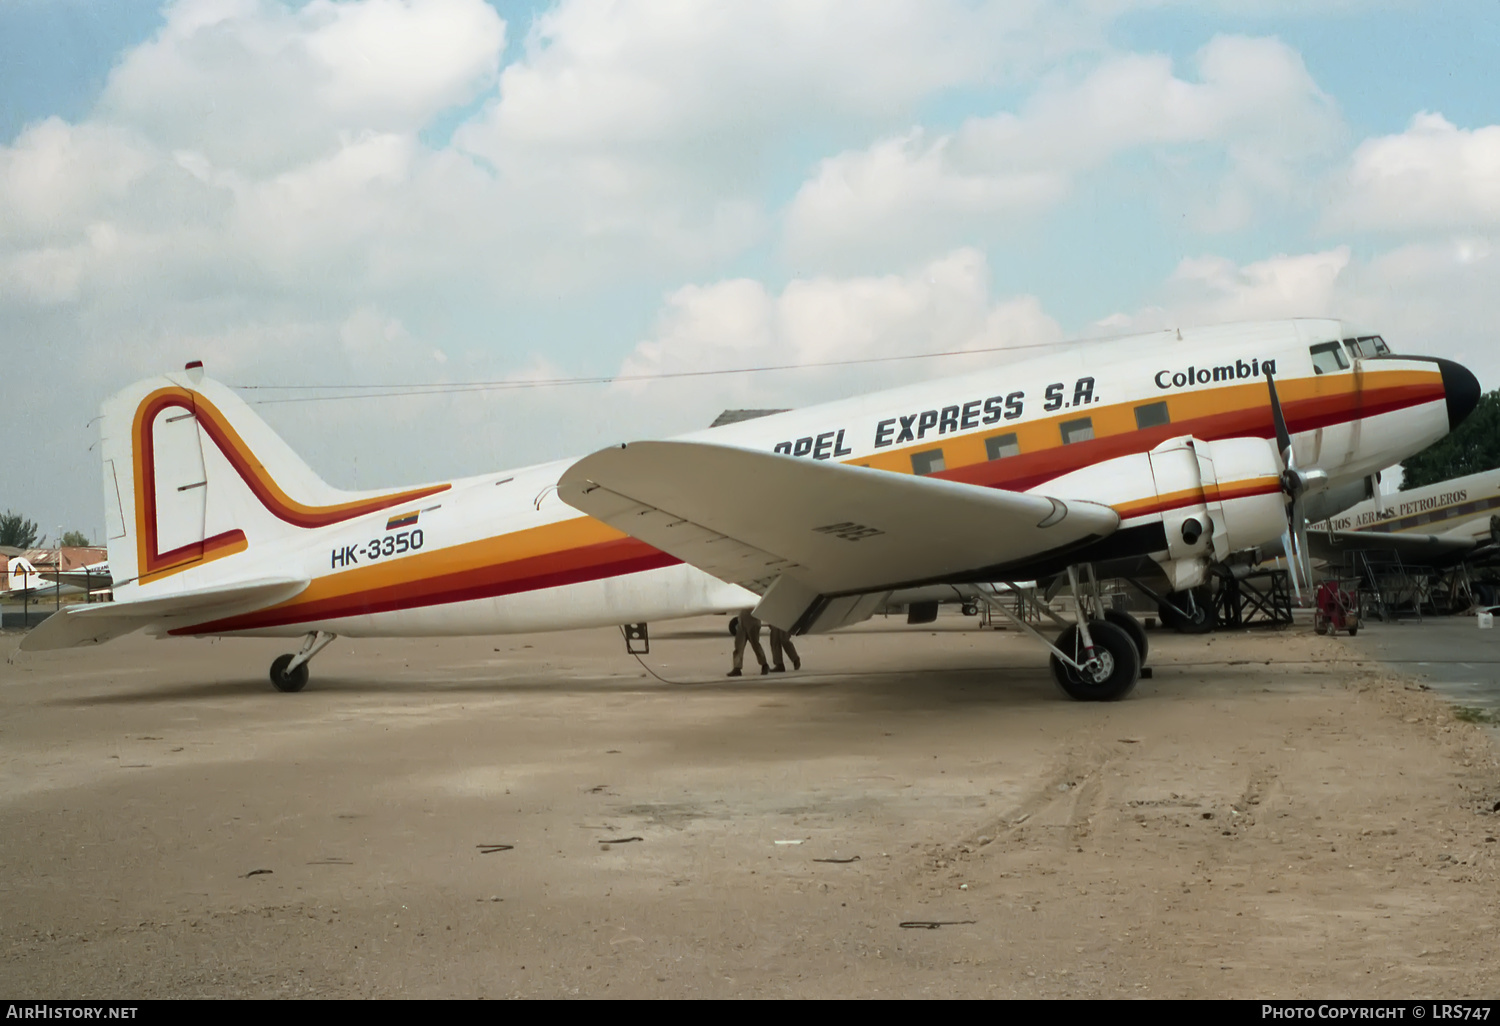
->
xmin=1 ymin=0 xmax=1497 ymax=541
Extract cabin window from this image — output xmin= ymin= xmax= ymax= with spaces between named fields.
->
xmin=1134 ymin=401 xmax=1170 ymax=429
xmin=1343 ymin=338 xmax=1364 ymax=359
xmin=1309 ymin=341 xmax=1350 ymax=375
xmin=985 ymin=432 xmax=1019 ymax=461
xmin=1060 ymin=417 xmax=1094 ymax=445
xmin=911 ymin=449 xmax=946 ymax=476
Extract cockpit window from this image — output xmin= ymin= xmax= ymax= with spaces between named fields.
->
xmin=1344 ymin=335 xmax=1392 ymax=359
xmin=1309 ymin=340 xmax=1350 ymax=374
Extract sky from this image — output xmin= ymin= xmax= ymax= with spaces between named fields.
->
xmin=1 ymin=0 xmax=1497 ymax=544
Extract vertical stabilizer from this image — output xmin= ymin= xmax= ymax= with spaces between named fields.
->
xmin=98 ymin=366 xmax=449 ymax=596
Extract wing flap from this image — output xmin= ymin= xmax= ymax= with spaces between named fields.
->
xmin=559 ymin=441 xmax=1119 ymax=601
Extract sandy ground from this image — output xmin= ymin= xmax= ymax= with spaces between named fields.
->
xmin=1 ymin=612 xmax=1497 ymax=999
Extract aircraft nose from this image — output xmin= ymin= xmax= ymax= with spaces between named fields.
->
xmin=1436 ymin=357 xmax=1482 ymax=431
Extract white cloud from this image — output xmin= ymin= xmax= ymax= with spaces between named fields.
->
xmin=616 ymin=248 xmax=1062 ymax=410
xmin=0 ymin=119 xmax=156 ymax=243
xmin=448 ymin=0 xmax=1126 ymax=273
xmin=1090 ymin=246 xmax=1351 ymax=335
xmin=100 ymin=0 xmax=505 ymax=174
xmin=785 ymin=34 xmax=1342 ymax=266
xmin=462 ymin=0 xmax=1069 ymax=155
xmin=1327 ymin=112 xmax=1500 ymax=233
xmin=1093 ymin=239 xmax=1500 ymax=397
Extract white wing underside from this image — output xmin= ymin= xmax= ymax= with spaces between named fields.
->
xmin=559 ymin=441 xmax=1119 ymax=632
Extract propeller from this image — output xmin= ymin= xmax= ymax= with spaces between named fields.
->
xmin=1265 ymin=370 xmax=1324 ymax=599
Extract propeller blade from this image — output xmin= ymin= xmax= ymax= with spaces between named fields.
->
xmin=1265 ymin=369 xmax=1293 ymax=468
xmin=1292 ymin=499 xmax=1313 ymax=592
xmin=1280 ymin=530 xmax=1303 ymax=603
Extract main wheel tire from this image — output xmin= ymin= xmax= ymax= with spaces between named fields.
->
xmin=269 ymin=653 xmax=309 ymax=693
xmin=1102 ymin=609 xmax=1148 ymax=664
xmin=727 ymin=616 xmax=740 ymax=637
xmin=1159 ymin=587 xmax=1215 ymax=634
xmin=1049 ymin=621 xmax=1141 ymax=702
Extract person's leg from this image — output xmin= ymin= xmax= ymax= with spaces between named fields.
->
xmin=747 ymin=622 xmax=769 ymax=673
xmin=729 ymin=621 xmax=748 ymax=676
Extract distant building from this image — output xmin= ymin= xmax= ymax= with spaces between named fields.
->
xmin=24 ymin=546 xmax=107 ymax=573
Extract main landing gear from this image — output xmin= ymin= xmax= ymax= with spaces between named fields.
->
xmin=269 ymin=631 xmax=337 ymax=693
xmin=972 ymin=565 xmax=1149 ymax=702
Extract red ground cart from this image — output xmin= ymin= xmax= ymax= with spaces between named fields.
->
xmin=1314 ymin=578 xmax=1361 ymax=636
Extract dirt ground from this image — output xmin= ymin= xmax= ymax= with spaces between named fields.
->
xmin=1 ymin=612 xmax=1497 ymax=999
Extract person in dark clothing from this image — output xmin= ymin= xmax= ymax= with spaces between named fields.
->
xmin=728 ymin=607 xmax=770 ymax=676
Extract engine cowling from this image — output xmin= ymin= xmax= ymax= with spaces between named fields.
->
xmin=1143 ymin=435 xmax=1286 ymax=590
xmin=1041 ymin=434 xmax=1289 ymax=590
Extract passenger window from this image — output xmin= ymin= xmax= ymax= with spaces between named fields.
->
xmin=1309 ymin=341 xmax=1350 ymax=375
xmin=1060 ymin=417 xmax=1094 ymax=445
xmin=985 ymin=432 xmax=1019 ymax=461
xmin=1343 ymin=338 xmax=1364 ymax=359
xmin=1134 ymin=401 xmax=1170 ymax=429
xmin=911 ymin=449 xmax=946 ymax=476
xmin=1363 ymin=335 xmax=1390 ymax=355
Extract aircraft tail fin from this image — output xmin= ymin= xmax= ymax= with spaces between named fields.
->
xmin=98 ymin=363 xmax=449 ymax=595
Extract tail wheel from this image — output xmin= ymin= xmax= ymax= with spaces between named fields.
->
xmin=1102 ymin=609 xmax=1148 ymax=664
xmin=269 ymin=654 xmax=309 ymax=693
xmin=1049 ymin=621 xmax=1141 ymax=702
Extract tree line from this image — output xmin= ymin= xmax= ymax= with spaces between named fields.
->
xmin=0 ymin=512 xmax=91 ymax=549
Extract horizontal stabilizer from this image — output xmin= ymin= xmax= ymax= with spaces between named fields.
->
xmin=19 ymin=577 xmax=309 ymax=651
xmin=558 ymin=441 xmax=1119 ymax=605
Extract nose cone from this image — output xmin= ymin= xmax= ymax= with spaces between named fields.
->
xmin=1436 ymin=357 xmax=1482 ymax=431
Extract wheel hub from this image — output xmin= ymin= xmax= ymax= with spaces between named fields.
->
xmin=1083 ymin=649 xmax=1115 ymax=683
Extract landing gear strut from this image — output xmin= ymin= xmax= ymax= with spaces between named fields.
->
xmin=971 ymin=565 xmax=1145 ymax=702
xmin=269 ymin=631 xmax=337 ymax=693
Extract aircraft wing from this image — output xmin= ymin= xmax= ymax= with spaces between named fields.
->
xmin=19 ymin=577 xmax=309 ymax=651
xmin=36 ymin=565 xmax=111 ymax=587
xmin=558 ymin=441 xmax=1118 ymax=631
xmin=1308 ymin=529 xmax=1484 ymax=568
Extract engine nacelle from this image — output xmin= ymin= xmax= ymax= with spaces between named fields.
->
xmin=1143 ymin=435 xmax=1286 ymax=589
xmin=1043 ymin=435 xmax=1287 ymax=591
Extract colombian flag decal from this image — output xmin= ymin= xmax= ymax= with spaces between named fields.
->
xmin=386 ymin=511 xmax=420 ymax=531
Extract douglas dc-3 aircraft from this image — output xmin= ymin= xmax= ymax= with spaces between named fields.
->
xmin=1310 ymin=466 xmax=1500 ymax=570
xmin=21 ymin=319 xmax=1480 ymax=701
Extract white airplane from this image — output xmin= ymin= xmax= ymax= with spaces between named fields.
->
xmin=4 ymin=556 xmax=111 ymax=599
xmin=20 ymin=318 xmax=1480 ymax=701
xmin=1312 ymin=466 xmax=1500 ymax=569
